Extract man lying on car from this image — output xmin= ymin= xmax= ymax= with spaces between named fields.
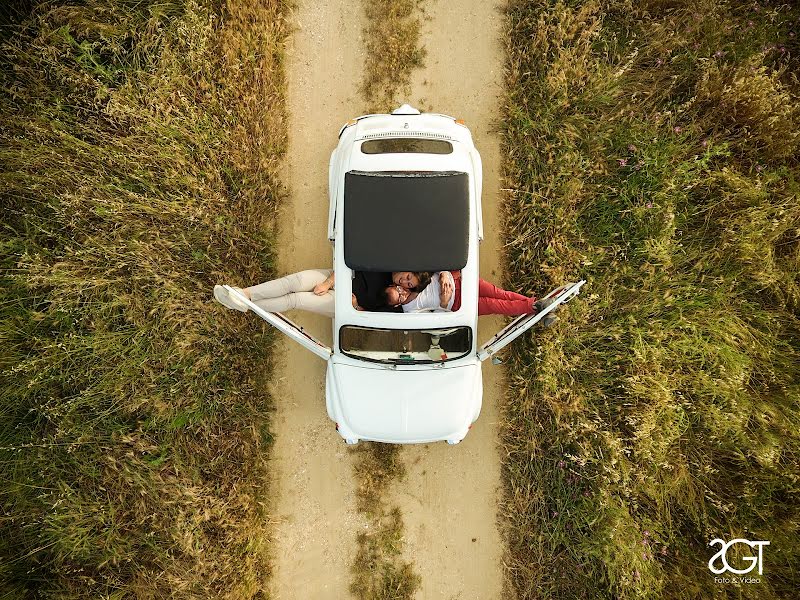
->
xmin=383 ymin=270 xmax=552 ymax=316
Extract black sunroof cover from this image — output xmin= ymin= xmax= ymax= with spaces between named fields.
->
xmin=344 ymin=171 xmax=469 ymax=272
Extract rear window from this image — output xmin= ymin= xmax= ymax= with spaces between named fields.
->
xmin=360 ymin=138 xmax=453 ymax=154
xmin=340 ymin=326 xmax=472 ymax=364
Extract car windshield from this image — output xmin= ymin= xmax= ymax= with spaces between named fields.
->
xmin=340 ymin=326 xmax=472 ymax=364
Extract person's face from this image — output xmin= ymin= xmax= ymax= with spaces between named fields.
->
xmin=386 ymin=285 xmax=410 ymax=306
xmin=392 ymin=272 xmax=420 ymax=290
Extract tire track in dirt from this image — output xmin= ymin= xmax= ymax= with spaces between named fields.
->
xmin=266 ymin=3 xmax=366 ymax=598
xmin=387 ymin=2 xmax=507 ymax=598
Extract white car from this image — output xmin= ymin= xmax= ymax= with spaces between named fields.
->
xmin=226 ymin=105 xmax=584 ymax=444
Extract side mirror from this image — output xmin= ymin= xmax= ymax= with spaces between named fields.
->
xmin=491 ymin=356 xmax=503 ymax=365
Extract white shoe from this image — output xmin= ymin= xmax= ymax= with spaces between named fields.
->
xmin=214 ymin=285 xmax=249 ymax=312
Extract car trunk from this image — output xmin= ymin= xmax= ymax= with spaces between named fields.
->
xmin=327 ymin=359 xmax=482 ymax=443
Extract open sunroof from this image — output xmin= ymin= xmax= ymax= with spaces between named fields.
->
xmin=343 ymin=171 xmax=469 ymax=272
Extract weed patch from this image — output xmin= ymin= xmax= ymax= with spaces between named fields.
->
xmin=348 ymin=4 xmax=427 ymax=596
xmin=360 ymin=0 xmax=426 ymax=112
xmin=350 ymin=444 xmax=420 ymax=599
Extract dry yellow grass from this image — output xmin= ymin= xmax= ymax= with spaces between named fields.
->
xmin=1 ymin=1 xmax=288 ymax=597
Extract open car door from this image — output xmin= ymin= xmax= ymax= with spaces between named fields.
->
xmin=224 ymin=285 xmax=332 ymax=360
xmin=477 ymin=280 xmax=586 ymax=362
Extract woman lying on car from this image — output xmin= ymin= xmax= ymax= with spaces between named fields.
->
xmin=384 ymin=271 xmax=553 ymax=316
xmin=214 ymin=269 xmax=401 ymax=316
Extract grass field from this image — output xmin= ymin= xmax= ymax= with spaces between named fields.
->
xmin=500 ymin=1 xmax=799 ymax=598
xmin=0 ymin=1 xmax=287 ymax=597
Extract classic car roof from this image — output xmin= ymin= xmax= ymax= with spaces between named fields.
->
xmin=343 ymin=170 xmax=469 ymax=272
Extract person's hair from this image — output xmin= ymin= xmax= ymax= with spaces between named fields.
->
xmin=380 ymin=286 xmax=395 ymax=307
xmin=412 ymin=272 xmax=432 ymax=293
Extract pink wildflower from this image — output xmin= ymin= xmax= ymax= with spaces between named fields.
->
xmin=646 ymin=202 xmax=653 ymax=209
xmin=673 ymin=126 xmax=682 ymax=134
xmin=628 ymin=144 xmax=637 ymax=152
xmin=618 ymin=158 xmax=628 ymax=166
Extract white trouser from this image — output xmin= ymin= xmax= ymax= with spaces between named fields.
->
xmin=245 ymin=269 xmax=334 ymax=317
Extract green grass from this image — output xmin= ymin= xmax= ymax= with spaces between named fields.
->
xmin=500 ymin=1 xmax=799 ymax=598
xmin=0 ymin=0 xmax=288 ymax=597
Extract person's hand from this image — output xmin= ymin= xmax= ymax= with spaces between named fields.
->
xmin=351 ymin=293 xmax=363 ymax=311
xmin=439 ymin=272 xmax=454 ymax=308
xmin=314 ymin=273 xmax=334 ymax=295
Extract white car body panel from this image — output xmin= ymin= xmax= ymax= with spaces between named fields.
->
xmin=326 ymin=357 xmax=482 ymax=444
xmin=331 ymin=113 xmax=480 ymax=337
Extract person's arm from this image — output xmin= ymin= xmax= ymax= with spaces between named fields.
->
xmin=405 ymin=273 xmax=441 ymax=311
xmin=352 ymin=293 xmax=364 ymax=311
xmin=313 ymin=272 xmax=335 ymax=295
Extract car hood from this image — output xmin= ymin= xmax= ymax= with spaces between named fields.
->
xmin=327 ymin=360 xmax=482 ymax=443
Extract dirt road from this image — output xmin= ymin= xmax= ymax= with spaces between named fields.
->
xmin=267 ymin=1 xmax=506 ymax=598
